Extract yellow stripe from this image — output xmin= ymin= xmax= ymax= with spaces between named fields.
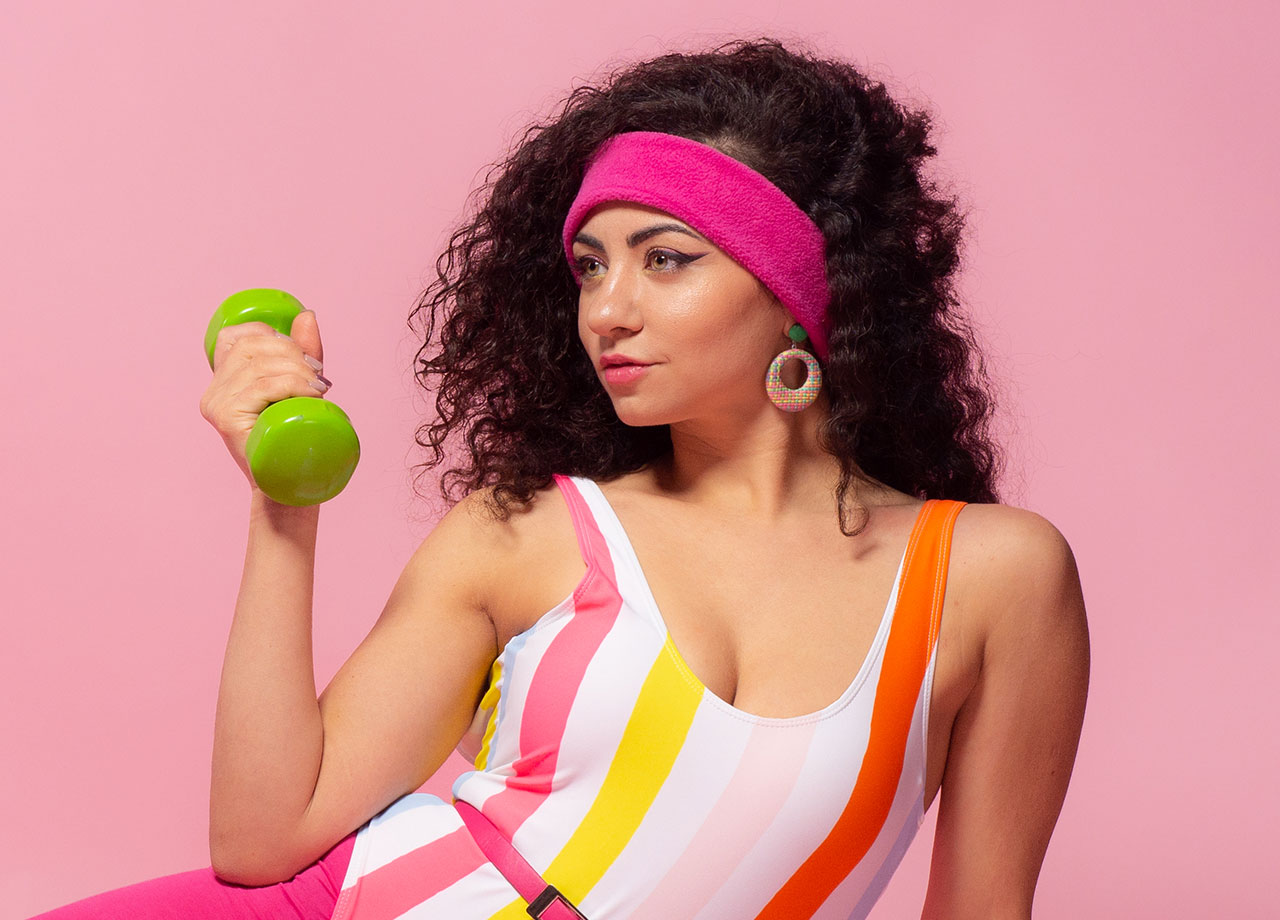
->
xmin=475 ymin=659 xmax=503 ymax=771
xmin=487 ymin=638 xmax=702 ymax=919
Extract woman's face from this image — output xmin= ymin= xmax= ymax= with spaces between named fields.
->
xmin=571 ymin=202 xmax=791 ymax=428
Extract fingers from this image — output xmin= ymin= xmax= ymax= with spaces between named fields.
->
xmin=211 ymin=321 xmax=284 ymax=371
xmin=212 ymin=321 xmax=328 ymax=386
xmin=214 ymin=348 xmax=331 ymax=401
xmin=242 ymin=369 xmax=331 ymax=403
xmin=290 ymin=310 xmax=324 ymax=365
xmin=201 ymin=312 xmax=332 ymax=491
xmin=201 ymin=362 xmax=329 ymax=425
xmin=203 ymin=321 xmax=333 ymax=433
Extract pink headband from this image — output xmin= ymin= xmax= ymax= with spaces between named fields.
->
xmin=561 ymin=131 xmax=832 ymax=361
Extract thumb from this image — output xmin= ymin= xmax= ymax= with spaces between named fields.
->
xmin=289 ymin=309 xmax=324 ymax=365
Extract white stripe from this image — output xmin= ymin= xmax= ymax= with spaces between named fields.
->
xmin=511 ymin=594 xmax=667 ymax=867
xmin=692 ymin=647 xmax=887 ymax=918
xmin=582 ymin=696 xmax=751 ymax=917
xmin=348 ymin=794 xmax=461 ymax=877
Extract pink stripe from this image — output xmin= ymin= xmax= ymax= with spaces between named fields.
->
xmin=481 ymin=476 xmax=623 ymax=836
xmin=632 ymin=720 xmax=818 ymax=916
xmin=342 ymin=826 xmax=484 ymax=919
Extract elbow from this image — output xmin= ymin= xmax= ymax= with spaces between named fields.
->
xmin=209 ymin=829 xmax=304 ymax=887
xmin=209 ymin=860 xmax=272 ymax=888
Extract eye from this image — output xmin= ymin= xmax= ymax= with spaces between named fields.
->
xmin=576 ymin=254 xmax=604 ymax=277
xmin=646 ymin=249 xmax=697 ymax=272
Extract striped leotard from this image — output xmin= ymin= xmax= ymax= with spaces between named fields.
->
xmin=332 ymin=474 xmax=964 ymax=920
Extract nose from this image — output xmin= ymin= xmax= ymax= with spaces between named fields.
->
xmin=581 ymin=258 xmax=643 ymax=341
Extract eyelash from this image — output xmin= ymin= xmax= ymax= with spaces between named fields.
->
xmin=576 ymin=249 xmax=698 ymax=277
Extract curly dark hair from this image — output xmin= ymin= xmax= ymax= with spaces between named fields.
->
xmin=409 ymin=37 xmax=1002 ymax=535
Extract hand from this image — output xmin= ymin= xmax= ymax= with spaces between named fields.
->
xmin=199 ymin=310 xmax=331 ymax=490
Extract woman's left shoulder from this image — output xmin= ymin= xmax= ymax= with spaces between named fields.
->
xmin=949 ymin=501 xmax=1077 ymax=569
xmin=946 ymin=502 xmax=1087 ymax=638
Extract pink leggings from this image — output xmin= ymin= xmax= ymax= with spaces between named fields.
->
xmin=28 ymin=833 xmax=356 ymax=920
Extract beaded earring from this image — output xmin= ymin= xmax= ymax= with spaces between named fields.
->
xmin=765 ymin=323 xmax=823 ymax=412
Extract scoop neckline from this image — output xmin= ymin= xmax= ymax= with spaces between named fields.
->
xmin=572 ymin=476 xmax=920 ymax=726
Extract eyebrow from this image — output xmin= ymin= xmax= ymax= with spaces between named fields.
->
xmin=573 ymin=222 xmax=708 ymax=251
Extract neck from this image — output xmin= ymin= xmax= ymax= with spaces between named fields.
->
xmin=651 ymin=391 xmax=851 ymax=520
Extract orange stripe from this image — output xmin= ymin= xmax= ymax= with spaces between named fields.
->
xmin=754 ymin=499 xmax=963 ymax=919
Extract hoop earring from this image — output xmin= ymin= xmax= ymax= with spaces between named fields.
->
xmin=765 ymin=323 xmax=822 ymax=412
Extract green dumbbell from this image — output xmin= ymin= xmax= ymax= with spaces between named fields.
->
xmin=204 ymin=288 xmax=360 ymax=506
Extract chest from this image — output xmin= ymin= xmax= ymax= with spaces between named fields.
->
xmin=619 ymin=514 xmax=908 ymax=719
xmin=508 ymin=490 xmax=921 ymax=720
xmin=491 ymin=482 xmax=980 ymax=809
xmin=613 ymin=506 xmax=981 ymax=812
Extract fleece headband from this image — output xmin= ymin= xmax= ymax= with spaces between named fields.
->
xmin=561 ymin=131 xmax=832 ymax=361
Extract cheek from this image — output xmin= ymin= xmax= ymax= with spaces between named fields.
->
xmin=666 ymin=275 xmax=769 ymax=342
xmin=670 ymin=279 xmax=784 ymax=361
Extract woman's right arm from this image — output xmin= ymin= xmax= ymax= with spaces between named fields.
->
xmin=201 ymin=314 xmax=501 ymax=885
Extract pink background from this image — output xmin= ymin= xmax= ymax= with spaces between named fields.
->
xmin=2 ymin=2 xmax=1276 ymax=917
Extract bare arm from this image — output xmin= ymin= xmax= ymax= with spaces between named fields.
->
xmin=208 ymin=490 xmax=500 ymax=885
xmin=200 ymin=314 xmax=500 ymax=885
xmin=207 ymin=494 xmax=323 ymax=882
xmin=922 ymin=508 xmax=1090 ymax=919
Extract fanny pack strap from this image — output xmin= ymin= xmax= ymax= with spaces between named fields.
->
xmin=455 ymin=800 xmax=589 ymax=920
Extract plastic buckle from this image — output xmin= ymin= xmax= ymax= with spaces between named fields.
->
xmin=527 ymin=884 xmax=588 ymax=919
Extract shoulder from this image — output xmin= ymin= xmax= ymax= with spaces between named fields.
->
xmin=947 ymin=502 xmax=1089 ymax=668
xmin=413 ymin=478 xmax=574 ymax=568
xmin=408 ymin=478 xmax=581 ymax=622
xmin=950 ymin=503 xmax=1081 ymax=602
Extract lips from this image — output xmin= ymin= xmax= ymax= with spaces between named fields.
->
xmin=599 ymin=354 xmax=651 ymax=369
xmin=599 ymin=355 xmax=654 ymax=386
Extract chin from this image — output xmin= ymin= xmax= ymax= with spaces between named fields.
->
xmin=606 ymin=397 xmax=681 ymax=429
xmin=611 ymin=407 xmax=669 ymax=428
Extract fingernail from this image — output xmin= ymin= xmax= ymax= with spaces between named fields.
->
xmin=303 ymin=355 xmax=323 ymax=371
xmin=309 ymin=375 xmax=331 ymax=392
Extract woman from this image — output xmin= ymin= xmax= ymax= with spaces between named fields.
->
xmin=36 ymin=38 xmax=1088 ymax=920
